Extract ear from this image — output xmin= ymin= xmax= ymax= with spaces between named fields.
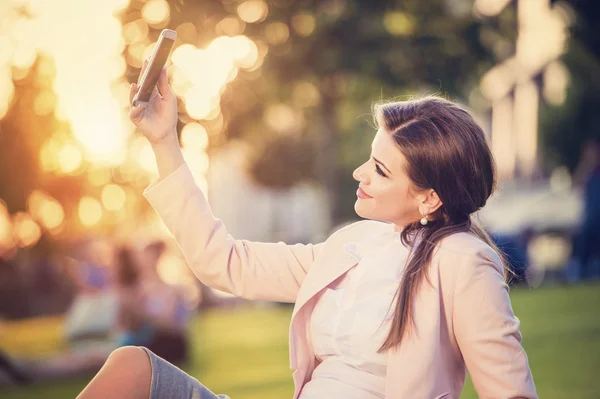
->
xmin=417 ymin=189 xmax=443 ymax=217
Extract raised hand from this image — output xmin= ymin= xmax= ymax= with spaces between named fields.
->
xmin=129 ymin=60 xmax=178 ymax=144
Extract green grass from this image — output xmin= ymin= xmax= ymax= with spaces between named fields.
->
xmin=1 ymin=283 xmax=599 ymax=399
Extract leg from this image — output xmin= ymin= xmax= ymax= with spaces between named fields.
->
xmin=141 ymin=347 xmax=230 ymax=399
xmin=579 ymin=223 xmax=595 ymax=280
xmin=77 ymin=346 xmax=151 ymax=399
xmin=0 ymin=350 xmax=30 ymax=384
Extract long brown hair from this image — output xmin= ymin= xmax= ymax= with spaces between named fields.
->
xmin=375 ymin=96 xmax=507 ymax=352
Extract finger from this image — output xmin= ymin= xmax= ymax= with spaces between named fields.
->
xmin=156 ymin=66 xmax=172 ymax=100
xmin=129 ymin=83 xmax=138 ymax=105
xmin=137 ymin=59 xmax=148 ymax=86
xmin=129 ymin=104 xmax=144 ymax=125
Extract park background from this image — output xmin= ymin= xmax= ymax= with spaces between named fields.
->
xmin=0 ymin=0 xmax=599 ymax=398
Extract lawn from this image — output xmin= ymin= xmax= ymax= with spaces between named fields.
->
xmin=1 ymin=282 xmax=599 ymax=399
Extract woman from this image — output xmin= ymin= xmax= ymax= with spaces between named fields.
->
xmin=77 ymin=66 xmax=537 ymax=399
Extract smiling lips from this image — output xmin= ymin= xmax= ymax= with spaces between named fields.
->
xmin=356 ymin=187 xmax=373 ymax=199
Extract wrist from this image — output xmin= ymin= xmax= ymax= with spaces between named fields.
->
xmin=149 ymin=129 xmax=178 ymax=147
xmin=150 ymin=131 xmax=185 ymax=180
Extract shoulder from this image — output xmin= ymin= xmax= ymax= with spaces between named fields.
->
xmin=309 ymin=220 xmax=393 ymax=264
xmin=327 ymin=219 xmax=393 ymax=243
xmin=434 ymin=232 xmax=504 ymax=278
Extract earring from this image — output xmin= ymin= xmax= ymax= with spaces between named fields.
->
xmin=420 ymin=215 xmax=428 ymax=226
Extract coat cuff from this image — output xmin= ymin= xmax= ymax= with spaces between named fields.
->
xmin=143 ymin=162 xmax=196 ymax=209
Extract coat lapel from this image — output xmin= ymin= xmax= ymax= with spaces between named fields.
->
xmin=292 ymin=241 xmax=362 ymax=320
xmin=288 ymin=220 xmax=395 ymax=398
xmin=288 ymin=241 xmax=361 ymax=376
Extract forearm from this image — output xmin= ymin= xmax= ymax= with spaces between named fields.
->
xmin=150 ymin=130 xmax=185 ymax=181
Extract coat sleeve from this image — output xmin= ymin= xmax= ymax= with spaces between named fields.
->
xmin=453 ymin=247 xmax=537 ymax=399
xmin=143 ymin=162 xmax=323 ymax=303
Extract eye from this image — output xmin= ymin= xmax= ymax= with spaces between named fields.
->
xmin=375 ymin=164 xmax=387 ymax=177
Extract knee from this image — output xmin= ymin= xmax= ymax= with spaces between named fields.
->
xmin=106 ymin=346 xmax=150 ymax=370
xmin=77 ymin=346 xmax=151 ymax=399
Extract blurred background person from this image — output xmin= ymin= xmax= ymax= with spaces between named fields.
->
xmin=113 ymin=244 xmax=155 ymax=348
xmin=135 ymin=240 xmax=191 ymax=364
xmin=568 ymin=138 xmax=600 ymax=281
xmin=1 ymin=241 xmax=190 ymax=382
xmin=2 ymin=243 xmax=146 ymax=381
xmin=0 ymin=349 xmax=29 ymax=386
xmin=63 ymin=238 xmax=119 ymax=342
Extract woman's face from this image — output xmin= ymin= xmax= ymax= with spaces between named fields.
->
xmin=352 ymin=128 xmax=424 ymax=229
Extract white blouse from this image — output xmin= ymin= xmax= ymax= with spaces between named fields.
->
xmin=299 ymin=231 xmax=410 ymax=399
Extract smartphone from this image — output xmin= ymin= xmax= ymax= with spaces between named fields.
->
xmin=132 ymin=29 xmax=177 ymax=107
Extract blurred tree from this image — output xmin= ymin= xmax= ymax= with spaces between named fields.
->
xmin=0 ymin=0 xmax=508 ymax=239
xmin=4 ymin=0 xmax=595 ymax=250
xmin=541 ymin=1 xmax=600 ymax=172
xmin=0 ymin=68 xmax=45 ymax=215
xmin=215 ymin=0 xmax=510 ymax=222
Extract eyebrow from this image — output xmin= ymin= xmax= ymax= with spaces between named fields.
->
xmin=372 ymin=156 xmax=392 ymax=175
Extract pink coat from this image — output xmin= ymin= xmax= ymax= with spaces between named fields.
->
xmin=143 ymin=163 xmax=537 ymax=399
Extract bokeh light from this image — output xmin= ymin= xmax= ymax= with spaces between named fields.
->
xmin=0 ymin=201 xmax=15 ymax=254
xmin=181 ymin=123 xmax=209 ymax=150
xmin=88 ymin=166 xmax=113 ymax=187
xmin=264 ymin=22 xmax=290 ymax=46
xmin=40 ymin=138 xmax=60 ymax=173
xmin=293 ymin=81 xmax=321 ymax=108
xmin=142 ymin=0 xmax=171 ymax=26
xmin=543 ymin=60 xmax=569 ymax=105
xmin=13 ymin=212 xmax=42 ymax=248
xmin=123 ymin=19 xmax=149 ymax=45
xmin=171 ymin=35 xmax=261 ymax=122
xmin=264 ymin=103 xmax=304 ymax=134
xmin=383 ymin=11 xmax=416 ymax=36
xmin=291 ymin=12 xmax=315 ymax=37
xmin=237 ymin=0 xmax=269 ymax=24
xmin=78 ymin=196 xmax=103 ymax=227
xmin=101 ymin=184 xmax=127 ymax=212
xmin=475 ymin=0 xmax=512 ymax=17
xmin=135 ymin=138 xmax=158 ymax=175
xmin=215 ymin=16 xmax=246 ymax=36
xmin=58 ymin=143 xmax=83 ymax=174
xmin=34 ymin=90 xmax=56 ymax=116
xmin=27 ymin=190 xmax=65 ymax=232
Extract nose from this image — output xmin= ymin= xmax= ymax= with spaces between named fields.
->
xmin=353 ymin=163 xmax=368 ymax=183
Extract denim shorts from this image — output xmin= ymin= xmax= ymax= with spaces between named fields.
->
xmin=141 ymin=347 xmax=230 ymax=399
